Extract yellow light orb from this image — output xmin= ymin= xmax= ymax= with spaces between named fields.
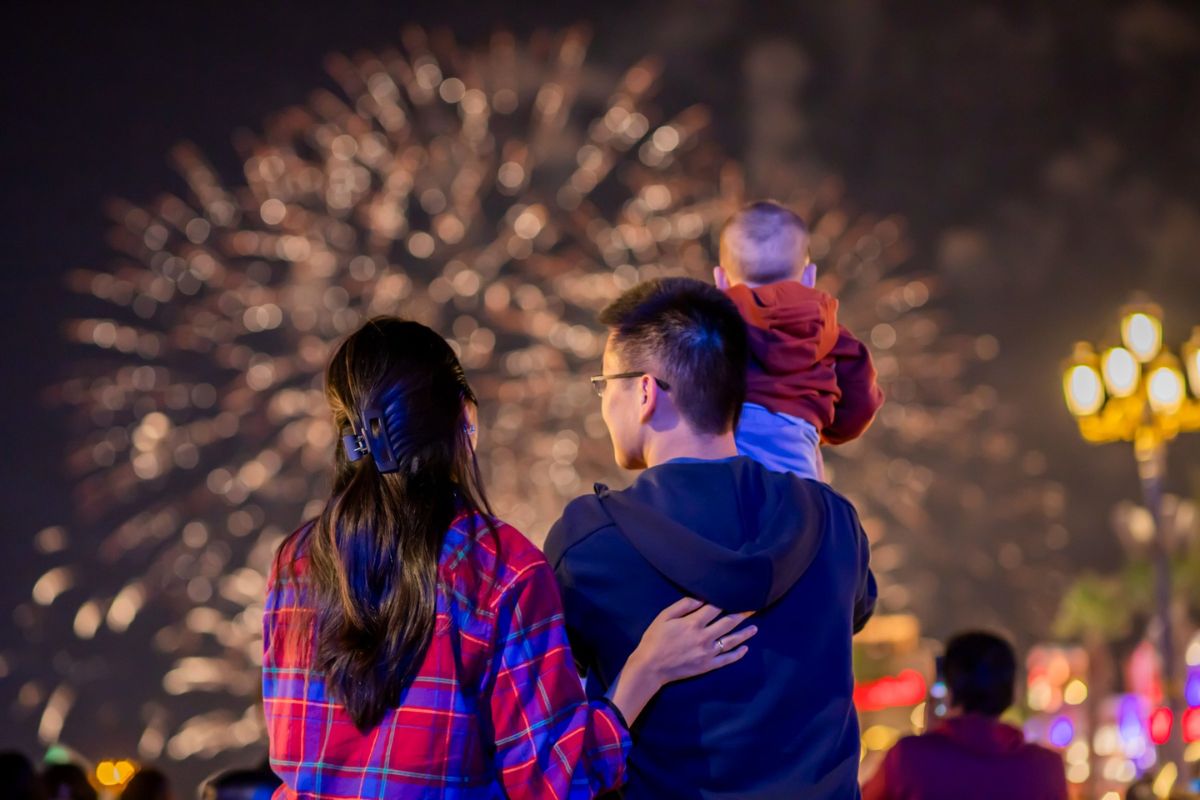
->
xmin=1101 ymin=347 xmax=1139 ymax=398
xmin=1028 ymin=678 xmax=1053 ymax=711
xmin=1064 ymin=679 xmax=1088 ymax=706
xmin=1153 ymin=762 xmax=1179 ymax=798
xmin=910 ymin=702 xmax=927 ymax=731
xmin=862 ymin=724 xmax=900 ymax=751
xmin=1067 ymin=761 xmax=1090 ymax=784
xmin=1064 ymin=364 xmax=1104 ymax=417
xmin=1147 ymin=365 xmax=1185 ymax=415
xmin=1189 ymin=637 xmax=1200 ymax=667
xmin=1122 ymin=311 xmax=1163 ymax=363
xmin=1186 ymin=334 xmax=1200 ymax=397
xmin=116 ymin=760 xmax=137 ymax=783
xmin=96 ymin=760 xmax=121 ymax=787
xmin=1093 ymin=724 xmax=1118 ymax=756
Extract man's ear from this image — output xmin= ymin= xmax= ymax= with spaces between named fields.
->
xmin=638 ymin=374 xmax=659 ymax=424
xmin=713 ymin=265 xmax=731 ymax=290
xmin=800 ymin=262 xmax=817 ymax=288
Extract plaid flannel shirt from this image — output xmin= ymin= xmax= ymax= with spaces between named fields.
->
xmin=263 ymin=512 xmax=631 ymax=799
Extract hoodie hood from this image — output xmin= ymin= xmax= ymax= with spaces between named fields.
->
xmin=932 ymin=715 xmax=1030 ymax=756
xmin=724 ymin=281 xmax=840 ymax=379
xmin=592 ymin=456 xmax=831 ymax=610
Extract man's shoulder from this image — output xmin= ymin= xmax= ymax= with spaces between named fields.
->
xmin=743 ymin=460 xmax=861 ymax=526
xmin=784 ymin=474 xmax=860 ymax=529
xmin=817 ymin=481 xmax=860 ymax=521
xmin=1019 ymin=739 xmax=1066 ymax=769
xmin=544 ymin=486 xmax=618 ymax=568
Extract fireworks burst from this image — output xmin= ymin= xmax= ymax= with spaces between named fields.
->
xmin=27 ymin=26 xmax=730 ymax=765
xmin=16 ymin=25 xmax=1063 ymax=771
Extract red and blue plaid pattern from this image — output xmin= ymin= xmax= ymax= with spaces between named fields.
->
xmin=263 ymin=512 xmax=631 ymax=799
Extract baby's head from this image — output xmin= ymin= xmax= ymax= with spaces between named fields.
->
xmin=716 ymin=200 xmax=814 ymax=289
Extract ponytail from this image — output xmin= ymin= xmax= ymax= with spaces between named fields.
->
xmin=280 ymin=317 xmax=493 ymax=732
xmin=309 ymin=457 xmax=452 ymax=730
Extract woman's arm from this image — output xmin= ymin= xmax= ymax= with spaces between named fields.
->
xmin=486 ymin=558 xmax=632 ymax=800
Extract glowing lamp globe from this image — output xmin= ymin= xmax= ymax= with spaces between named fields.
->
xmin=1064 ymin=364 xmax=1105 ymax=417
xmin=1147 ymin=365 xmax=1185 ymax=416
xmin=1101 ymin=347 xmax=1140 ymax=398
xmin=1185 ymin=330 xmax=1200 ymax=397
xmin=1122 ymin=311 xmax=1163 ymax=363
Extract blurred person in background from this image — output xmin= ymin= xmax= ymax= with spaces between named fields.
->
xmin=121 ymin=767 xmax=173 ymax=800
xmin=41 ymin=762 xmax=97 ymax=800
xmin=1 ymin=750 xmax=47 ymax=800
xmin=197 ymin=761 xmax=281 ymax=800
xmin=862 ymin=631 xmax=1067 ymax=800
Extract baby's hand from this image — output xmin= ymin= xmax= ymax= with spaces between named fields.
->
xmin=800 ymin=261 xmax=818 ymax=288
xmin=713 ymin=265 xmax=732 ymax=290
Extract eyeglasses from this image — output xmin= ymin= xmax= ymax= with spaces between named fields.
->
xmin=589 ymin=371 xmax=671 ymax=397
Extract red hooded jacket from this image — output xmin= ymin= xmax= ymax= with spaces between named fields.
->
xmin=723 ymin=282 xmax=883 ymax=444
xmin=861 ymin=715 xmax=1068 ymax=800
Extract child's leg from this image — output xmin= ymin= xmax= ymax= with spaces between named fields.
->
xmin=734 ymin=404 xmax=823 ymax=481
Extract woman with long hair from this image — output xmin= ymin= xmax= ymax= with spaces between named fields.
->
xmin=264 ymin=317 xmax=755 ymax=799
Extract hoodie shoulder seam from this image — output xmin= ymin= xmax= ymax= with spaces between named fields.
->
xmin=548 ymin=494 xmax=617 ymax=566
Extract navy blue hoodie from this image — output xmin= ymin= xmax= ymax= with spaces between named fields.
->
xmin=545 ymin=456 xmax=876 ymax=800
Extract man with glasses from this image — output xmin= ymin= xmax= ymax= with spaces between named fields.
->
xmin=546 ymin=277 xmax=877 ymax=799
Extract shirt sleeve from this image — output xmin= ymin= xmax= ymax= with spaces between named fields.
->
xmin=486 ymin=555 xmax=632 ymax=800
xmin=824 ymin=326 xmax=885 ymax=445
xmin=1044 ymin=750 xmax=1070 ymax=800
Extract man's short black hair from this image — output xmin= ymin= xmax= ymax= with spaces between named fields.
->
xmin=599 ymin=277 xmax=748 ymax=435
xmin=943 ymin=631 xmax=1017 ymax=717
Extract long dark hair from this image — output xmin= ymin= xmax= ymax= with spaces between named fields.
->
xmin=278 ymin=316 xmax=494 ymax=731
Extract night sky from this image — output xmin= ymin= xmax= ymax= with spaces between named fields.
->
xmin=3 ymin=0 xmax=1199 ymax=789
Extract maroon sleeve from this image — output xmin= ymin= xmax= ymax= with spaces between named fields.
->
xmin=823 ymin=326 xmax=884 ymax=445
xmin=1040 ymin=749 xmax=1069 ymax=800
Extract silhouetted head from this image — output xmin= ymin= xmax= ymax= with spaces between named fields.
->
xmin=120 ymin=768 xmax=171 ymax=800
xmin=198 ymin=763 xmax=281 ymax=800
xmin=944 ymin=631 xmax=1018 ymax=717
xmin=41 ymin=763 xmax=96 ymax=800
xmin=0 ymin=751 xmax=45 ymax=800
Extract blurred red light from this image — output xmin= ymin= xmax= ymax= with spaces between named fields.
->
xmin=1150 ymin=706 xmax=1173 ymax=745
xmin=855 ymin=669 xmax=928 ymax=712
xmin=1183 ymin=708 xmax=1200 ymax=743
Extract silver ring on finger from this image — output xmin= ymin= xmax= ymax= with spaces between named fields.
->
xmin=716 ymin=637 xmax=726 ymax=654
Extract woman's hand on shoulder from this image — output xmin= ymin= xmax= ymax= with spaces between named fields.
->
xmin=608 ymin=598 xmax=757 ymax=725
xmin=632 ymin=597 xmax=757 ymax=685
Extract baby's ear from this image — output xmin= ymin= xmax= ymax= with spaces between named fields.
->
xmin=713 ymin=265 xmax=731 ymax=290
xmin=801 ymin=262 xmax=817 ymax=288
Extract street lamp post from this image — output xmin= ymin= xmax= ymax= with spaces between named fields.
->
xmin=1063 ymin=303 xmax=1200 ymax=782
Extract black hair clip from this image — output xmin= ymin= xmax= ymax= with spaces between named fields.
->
xmin=361 ymin=407 xmax=398 ymax=473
